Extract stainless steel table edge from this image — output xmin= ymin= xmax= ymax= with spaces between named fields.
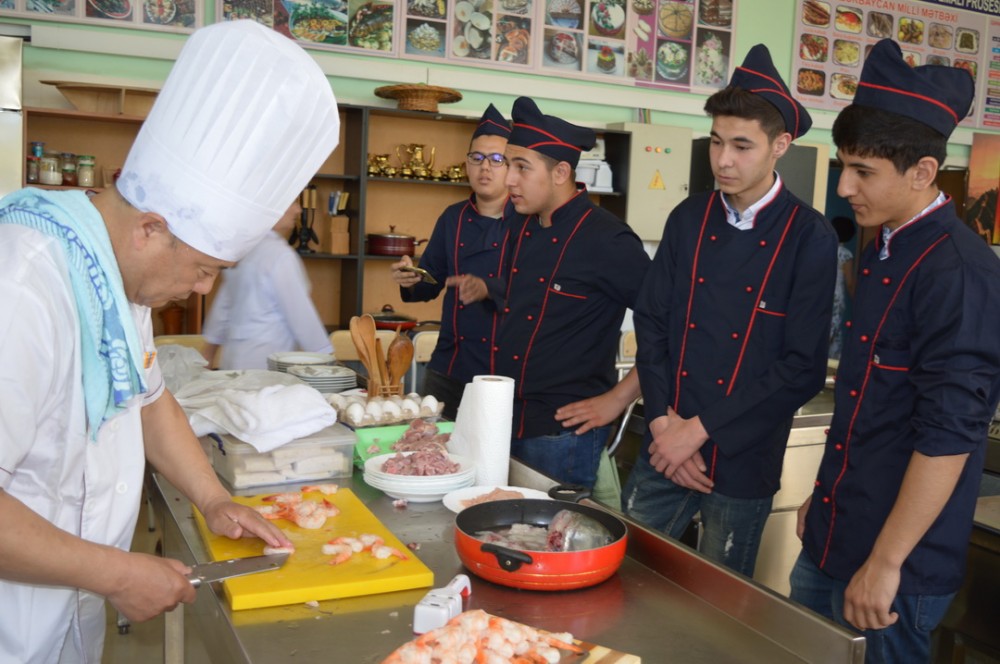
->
xmin=153 ymin=463 xmax=864 ymax=664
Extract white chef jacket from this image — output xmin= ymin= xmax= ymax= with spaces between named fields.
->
xmin=202 ymin=230 xmax=332 ymax=369
xmin=0 ymin=225 xmax=164 ymax=664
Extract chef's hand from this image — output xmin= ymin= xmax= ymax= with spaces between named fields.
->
xmin=391 ymin=255 xmax=421 ymax=288
xmin=843 ymin=556 xmax=900 ymax=631
xmin=555 ymin=392 xmax=624 ymax=435
xmin=106 ymin=553 xmax=196 ymax=622
xmin=201 ymin=498 xmax=293 ymax=549
xmin=445 ymin=274 xmax=488 ymax=304
xmin=670 ymin=452 xmax=713 ymax=493
xmin=647 ymin=407 xmax=709 ymax=480
xmin=796 ymin=496 xmax=812 ymax=540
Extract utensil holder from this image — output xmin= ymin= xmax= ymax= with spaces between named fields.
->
xmin=376 ymin=385 xmax=403 ymax=398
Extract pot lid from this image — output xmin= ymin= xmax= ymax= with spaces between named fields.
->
xmin=369 ymin=225 xmax=414 ymax=239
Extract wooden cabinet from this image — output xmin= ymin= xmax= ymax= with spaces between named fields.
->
xmin=23 ymin=104 xmax=636 ymax=334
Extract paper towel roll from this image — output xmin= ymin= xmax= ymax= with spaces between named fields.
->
xmin=448 ymin=375 xmax=514 ymax=486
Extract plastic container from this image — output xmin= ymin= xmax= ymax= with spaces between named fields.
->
xmin=209 ymin=422 xmax=356 ymax=489
xmin=29 ymin=141 xmax=45 ymax=157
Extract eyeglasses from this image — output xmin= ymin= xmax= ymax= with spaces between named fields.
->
xmin=467 ymin=152 xmax=508 ymax=167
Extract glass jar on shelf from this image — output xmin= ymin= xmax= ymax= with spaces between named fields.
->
xmin=77 ymin=155 xmax=96 ymax=187
xmin=60 ymin=152 xmax=77 ymax=187
xmin=29 ymin=141 xmax=45 ymax=158
xmin=26 ymin=156 xmax=40 ymax=184
xmin=39 ymin=152 xmax=62 ymax=185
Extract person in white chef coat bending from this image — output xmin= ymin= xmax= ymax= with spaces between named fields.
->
xmin=0 ymin=21 xmax=340 ymax=664
xmin=201 ymin=198 xmax=334 ymax=370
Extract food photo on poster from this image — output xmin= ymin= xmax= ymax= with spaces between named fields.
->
xmin=590 ymin=0 xmax=625 ymax=39
xmin=496 ymin=15 xmax=531 ymax=63
xmin=545 ymin=0 xmax=581 ymax=29
xmin=587 ymin=39 xmax=625 ymax=76
xmin=693 ymin=28 xmax=728 ymax=87
xmin=406 ymin=18 xmax=446 ymax=56
xmin=452 ymin=0 xmax=493 ymax=59
xmin=543 ymin=28 xmax=582 ymax=70
xmin=85 ymin=0 xmax=131 ymax=20
xmin=655 ymin=38 xmax=689 ymax=84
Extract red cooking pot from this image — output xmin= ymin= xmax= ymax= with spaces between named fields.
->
xmin=454 ymin=487 xmax=628 ymax=591
xmin=367 ymin=226 xmax=428 ymax=256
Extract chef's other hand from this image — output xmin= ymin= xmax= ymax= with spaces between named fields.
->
xmin=796 ymin=496 xmax=812 ymax=540
xmin=106 ymin=553 xmax=196 ymax=623
xmin=391 ymin=255 xmax=420 ymax=288
xmin=670 ymin=452 xmax=713 ymax=493
xmin=556 ymin=392 xmax=624 ymax=435
xmin=445 ymin=274 xmax=488 ymax=304
xmin=843 ymin=557 xmax=900 ymax=631
xmin=202 ymin=498 xmax=293 ymax=549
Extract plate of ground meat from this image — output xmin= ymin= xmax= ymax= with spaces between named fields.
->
xmin=443 ymin=486 xmax=552 ymax=513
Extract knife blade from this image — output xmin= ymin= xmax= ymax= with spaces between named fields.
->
xmin=187 ymin=552 xmax=289 ymax=588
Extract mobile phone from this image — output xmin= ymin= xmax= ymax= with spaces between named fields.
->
xmin=399 ymin=265 xmax=438 ymax=285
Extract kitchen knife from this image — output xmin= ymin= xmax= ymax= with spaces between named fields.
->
xmin=187 ymin=553 xmax=289 ymax=588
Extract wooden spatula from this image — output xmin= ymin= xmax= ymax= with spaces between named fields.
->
xmin=386 ymin=327 xmax=415 ymax=390
xmin=349 ymin=316 xmax=377 ymax=392
xmin=357 ymin=314 xmax=381 ymax=393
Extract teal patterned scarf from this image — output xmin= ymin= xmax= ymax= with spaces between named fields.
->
xmin=0 ymin=189 xmax=147 ymax=439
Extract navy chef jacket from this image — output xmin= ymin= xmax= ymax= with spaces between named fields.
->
xmin=802 ymin=197 xmax=1000 ymax=594
xmin=635 ymin=185 xmax=838 ymax=499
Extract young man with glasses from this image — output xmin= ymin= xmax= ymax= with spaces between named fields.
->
xmin=391 ymin=104 xmax=520 ymax=419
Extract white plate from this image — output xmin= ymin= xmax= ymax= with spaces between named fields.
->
xmin=288 ymin=364 xmax=354 ymax=378
xmin=268 ymin=352 xmax=335 ymax=365
xmin=442 ymin=485 xmax=552 ymax=512
xmin=374 ymin=477 xmax=476 ymax=503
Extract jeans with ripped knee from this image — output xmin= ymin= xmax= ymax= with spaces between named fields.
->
xmin=622 ymin=458 xmax=772 ymax=577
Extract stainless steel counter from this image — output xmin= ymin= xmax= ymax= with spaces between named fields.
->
xmin=152 ymin=461 xmax=863 ymax=663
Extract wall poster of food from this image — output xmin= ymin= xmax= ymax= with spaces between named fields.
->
xmin=792 ymin=0 xmax=1000 ymax=129
xmin=2 ymin=0 xmax=198 ymax=29
xmin=964 ymin=132 xmax=1000 ymax=244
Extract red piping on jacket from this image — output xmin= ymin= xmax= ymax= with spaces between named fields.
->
xmin=510 ymin=209 xmax=592 ymax=438
xmin=446 ymin=200 xmax=475 ymax=375
xmin=818 ymin=233 xmax=950 ymax=569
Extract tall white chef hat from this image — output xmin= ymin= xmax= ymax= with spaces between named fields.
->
xmin=117 ymin=20 xmax=340 ymax=262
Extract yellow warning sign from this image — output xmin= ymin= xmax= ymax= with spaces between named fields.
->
xmin=648 ymin=170 xmax=666 ymax=190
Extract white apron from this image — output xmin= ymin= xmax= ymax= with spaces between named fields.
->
xmin=0 ymin=226 xmax=163 ymax=664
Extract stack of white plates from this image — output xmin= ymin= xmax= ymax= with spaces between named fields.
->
xmin=287 ymin=364 xmax=357 ymax=393
xmin=267 ymin=351 xmax=335 ymax=373
xmin=363 ymin=452 xmax=476 ymax=503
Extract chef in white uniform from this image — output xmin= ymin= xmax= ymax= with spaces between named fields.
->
xmin=0 ymin=21 xmax=340 ymax=664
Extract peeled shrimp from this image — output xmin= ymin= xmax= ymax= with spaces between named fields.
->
xmin=321 ymin=542 xmax=354 ymax=565
xmin=359 ymin=533 xmax=384 ymax=550
xmin=262 ymin=492 xmax=302 ymax=505
xmin=301 ymin=483 xmax=339 ymax=495
xmin=371 ymin=544 xmax=408 ymax=561
xmin=327 ymin=536 xmax=363 ymax=553
xmin=263 ymin=545 xmax=295 ymax=555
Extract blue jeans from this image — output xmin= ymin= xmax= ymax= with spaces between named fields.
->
xmin=621 ymin=458 xmax=772 ymax=577
xmin=789 ymin=550 xmax=956 ymax=664
xmin=511 ymin=427 xmax=610 ymax=488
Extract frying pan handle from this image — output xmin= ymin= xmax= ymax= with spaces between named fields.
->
xmin=480 ymin=543 xmax=534 ymax=572
xmin=548 ymin=484 xmax=592 ymax=503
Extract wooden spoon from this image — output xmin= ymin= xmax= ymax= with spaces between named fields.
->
xmin=357 ymin=314 xmax=381 ymax=393
xmin=386 ymin=327 xmax=415 ymax=390
xmin=349 ymin=316 xmax=376 ymax=392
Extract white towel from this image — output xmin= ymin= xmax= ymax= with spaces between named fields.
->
xmin=186 ymin=383 xmax=337 ymax=453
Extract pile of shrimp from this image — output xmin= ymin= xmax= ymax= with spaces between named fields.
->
xmin=382 ymin=609 xmax=583 ymax=664
xmin=322 ymin=533 xmax=408 ymax=565
xmin=254 ymin=484 xmax=341 ymax=529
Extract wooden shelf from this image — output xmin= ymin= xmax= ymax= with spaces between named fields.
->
xmin=22 ymin=102 xmax=636 ymax=333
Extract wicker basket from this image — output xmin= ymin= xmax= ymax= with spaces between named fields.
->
xmin=374 ymin=84 xmax=462 ymax=112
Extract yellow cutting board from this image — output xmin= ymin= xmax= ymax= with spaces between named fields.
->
xmin=192 ymin=489 xmax=434 ymax=610
xmin=576 ymin=641 xmax=641 ymax=663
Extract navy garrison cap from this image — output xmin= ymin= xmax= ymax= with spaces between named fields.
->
xmin=854 ymin=39 xmax=974 ymax=137
xmin=508 ymin=96 xmax=596 ymax=168
xmin=472 ymin=103 xmax=511 ymax=139
xmin=729 ymin=44 xmax=812 ymax=139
